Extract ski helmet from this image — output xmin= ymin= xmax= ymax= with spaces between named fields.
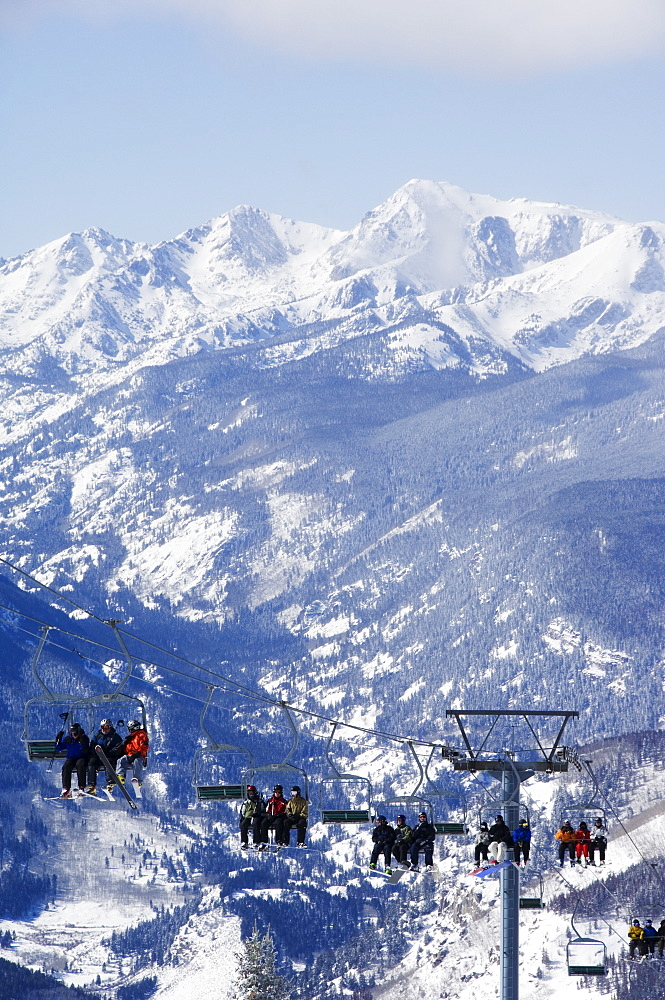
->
xmin=69 ymin=723 xmax=83 ymax=733
xmin=100 ymin=719 xmax=113 ymax=728
xmin=247 ymin=785 xmax=257 ymax=794
xmin=273 ymin=784 xmax=283 ymax=792
xmin=397 ymin=814 xmax=406 ymax=822
xmin=127 ymin=720 xmax=141 ymax=732
xmin=377 ymin=815 xmax=387 ymax=823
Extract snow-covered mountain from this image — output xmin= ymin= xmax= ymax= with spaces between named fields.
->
xmin=2 ymin=180 xmax=665 ymax=999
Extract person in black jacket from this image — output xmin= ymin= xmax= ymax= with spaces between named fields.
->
xmin=409 ymin=812 xmax=436 ymax=871
xmin=85 ymin=719 xmax=123 ymax=794
xmin=370 ymin=816 xmax=395 ymax=873
xmin=392 ymin=814 xmax=413 ymax=867
xmin=55 ymin=723 xmax=90 ymax=797
xmin=488 ymin=815 xmax=514 ymax=864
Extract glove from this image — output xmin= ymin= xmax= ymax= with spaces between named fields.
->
xmin=56 ymin=731 xmax=64 ymax=740
xmin=129 ymin=753 xmax=140 ymax=762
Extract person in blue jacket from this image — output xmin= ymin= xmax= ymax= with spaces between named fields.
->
xmin=642 ymin=919 xmax=658 ymax=957
xmin=513 ymin=819 xmax=532 ymax=866
xmin=55 ymin=722 xmax=90 ymax=797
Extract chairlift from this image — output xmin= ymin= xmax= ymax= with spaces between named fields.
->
xmin=423 ymin=748 xmax=468 ymax=835
xmin=567 ymin=899 xmax=607 ymax=975
xmin=23 ymin=626 xmax=76 ymax=764
xmin=68 ymin=621 xmax=146 ymax=739
xmin=519 ymin=870 xmax=544 ymax=910
xmin=193 ymin=686 xmax=254 ymax=802
xmin=320 ymin=722 xmax=372 ymax=824
xmin=561 ymin=762 xmax=607 ymax=827
xmin=381 ymin=742 xmax=437 ymax=824
xmin=243 ymin=702 xmax=309 ymax=802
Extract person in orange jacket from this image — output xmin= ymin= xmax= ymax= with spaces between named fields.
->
xmin=575 ymin=821 xmax=591 ymax=865
xmin=555 ymin=820 xmax=576 ymax=867
xmin=115 ymin=720 xmax=149 ymax=788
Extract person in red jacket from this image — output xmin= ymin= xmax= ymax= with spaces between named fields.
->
xmin=258 ymin=785 xmax=287 ymax=850
xmin=575 ymin=821 xmax=591 ymax=865
xmin=115 ymin=720 xmax=149 ymax=789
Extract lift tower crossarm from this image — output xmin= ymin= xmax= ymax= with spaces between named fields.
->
xmin=443 ymin=709 xmax=578 ymax=1000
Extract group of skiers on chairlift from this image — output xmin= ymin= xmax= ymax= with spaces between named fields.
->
xmin=628 ymin=918 xmax=665 ymax=959
xmin=240 ymin=784 xmax=309 ymax=850
xmin=369 ymin=812 xmax=436 ymax=875
xmin=54 ymin=719 xmax=149 ymax=798
xmin=472 ymin=815 xmax=609 ymax=869
xmin=554 ymin=818 xmax=608 ymax=866
xmin=474 ymin=816 xmax=531 ymax=867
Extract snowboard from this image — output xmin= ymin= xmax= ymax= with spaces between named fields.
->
xmin=469 ymin=861 xmax=518 ymax=878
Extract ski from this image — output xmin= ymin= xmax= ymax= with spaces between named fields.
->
xmin=95 ymin=747 xmax=137 ymax=811
xmin=470 ymin=860 xmax=518 ymax=878
xmin=131 ymin=778 xmax=143 ymax=799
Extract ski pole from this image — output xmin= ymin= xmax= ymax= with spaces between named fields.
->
xmin=47 ymin=712 xmax=69 ymax=772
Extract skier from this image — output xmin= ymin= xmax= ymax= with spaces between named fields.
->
xmin=115 ymin=720 xmax=149 ymax=790
xmin=474 ymin=822 xmax=492 ymax=866
xmin=488 ymin=815 xmax=514 ymax=865
xmin=575 ymin=821 xmax=591 ymax=865
xmin=555 ymin=821 xmax=576 ymax=867
xmin=643 ymin=920 xmax=658 ymax=958
xmin=239 ymin=785 xmax=265 ymax=849
xmin=86 ymin=719 xmax=123 ymax=794
xmin=628 ymin=919 xmax=645 ymax=959
xmin=392 ymin=814 xmax=413 ymax=867
xmin=369 ymin=816 xmax=396 ymax=874
xmin=283 ymin=786 xmax=309 ymax=847
xmin=589 ymin=818 xmax=608 ymax=866
xmin=408 ymin=812 xmax=436 ymax=872
xmin=55 ymin=722 xmax=90 ymax=797
xmin=513 ymin=819 xmax=531 ymax=866
xmin=258 ymin=785 xmax=287 ymax=850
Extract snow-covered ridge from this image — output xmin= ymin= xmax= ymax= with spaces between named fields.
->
xmin=2 ymin=179 xmax=662 ymax=388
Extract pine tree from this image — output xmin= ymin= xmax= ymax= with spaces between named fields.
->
xmin=234 ymin=923 xmax=291 ymax=1000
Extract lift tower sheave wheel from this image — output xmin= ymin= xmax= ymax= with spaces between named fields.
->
xmin=445 ymin=709 xmax=578 ymax=1000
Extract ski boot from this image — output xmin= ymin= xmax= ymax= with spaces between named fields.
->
xmin=369 ymin=862 xmax=377 ymax=870
xmin=87 ymin=786 xmax=97 ymax=796
xmin=60 ymin=789 xmax=72 ymax=798
xmin=385 ymin=868 xmax=393 ymax=876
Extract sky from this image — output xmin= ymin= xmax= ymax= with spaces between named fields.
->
xmin=1 ymin=0 xmax=665 ymax=259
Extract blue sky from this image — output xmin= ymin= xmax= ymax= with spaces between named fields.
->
xmin=2 ymin=0 xmax=665 ymax=258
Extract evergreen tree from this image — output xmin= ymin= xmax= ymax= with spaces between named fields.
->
xmin=234 ymin=924 xmax=291 ymax=1000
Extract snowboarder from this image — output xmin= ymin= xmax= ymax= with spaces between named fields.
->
xmin=55 ymin=723 xmax=90 ymax=797
xmin=115 ymin=720 xmax=149 ymax=790
xmin=283 ymin=786 xmax=309 ymax=847
xmin=240 ymin=785 xmax=265 ymax=849
xmin=258 ymin=785 xmax=287 ymax=849
xmin=408 ymin=812 xmax=436 ymax=871
xmin=474 ymin=822 xmax=492 ymax=866
xmin=392 ymin=814 xmax=413 ymax=866
xmin=575 ymin=821 xmax=591 ymax=865
xmin=555 ymin=821 xmax=576 ymax=867
xmin=488 ymin=815 xmax=513 ymax=865
xmin=628 ymin=919 xmax=645 ymax=959
xmin=370 ymin=816 xmax=396 ymax=873
xmin=589 ymin=818 xmax=608 ymax=866
xmin=513 ymin=819 xmax=531 ymax=866
xmin=86 ymin=719 xmax=123 ymax=794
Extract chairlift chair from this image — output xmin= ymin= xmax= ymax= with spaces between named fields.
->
xmin=567 ymin=899 xmax=607 ymax=975
xmin=22 ymin=626 xmax=76 ymax=763
xmin=419 ymin=747 xmax=468 ymax=834
xmin=320 ymin=723 xmax=372 ymax=824
xmin=519 ymin=870 xmax=544 ymax=910
xmin=193 ymin=686 xmax=254 ymax=802
xmin=243 ymin=702 xmax=309 ymax=803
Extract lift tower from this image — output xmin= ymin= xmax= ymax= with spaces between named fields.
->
xmin=445 ymin=710 xmax=578 ymax=1000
